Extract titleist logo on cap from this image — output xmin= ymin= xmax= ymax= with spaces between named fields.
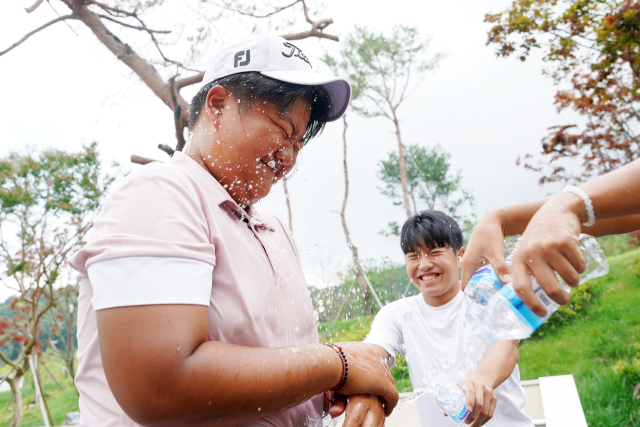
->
xmin=281 ymin=42 xmax=311 ymax=67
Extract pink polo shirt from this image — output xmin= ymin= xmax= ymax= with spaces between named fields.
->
xmin=69 ymin=152 xmax=323 ymax=427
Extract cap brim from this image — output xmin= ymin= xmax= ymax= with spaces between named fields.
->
xmin=261 ymin=70 xmax=351 ymax=122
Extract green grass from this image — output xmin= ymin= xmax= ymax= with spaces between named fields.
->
xmin=318 ymin=248 xmax=640 ymax=424
xmin=0 ymin=352 xmax=79 ymax=426
xmin=518 ymin=248 xmax=640 ymax=426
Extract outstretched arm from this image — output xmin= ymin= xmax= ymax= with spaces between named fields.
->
xmin=462 ymin=158 xmax=640 ymax=315
xmin=461 ymin=204 xmax=640 ymax=288
xmin=458 ymin=340 xmax=520 ymax=427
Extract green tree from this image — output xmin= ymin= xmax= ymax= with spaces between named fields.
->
xmin=311 ymin=258 xmax=416 ymax=323
xmin=485 ymin=0 xmax=640 ymax=183
xmin=324 ymin=25 xmax=443 ymax=218
xmin=0 ymin=144 xmax=113 ymax=427
xmin=46 ymin=283 xmax=80 ymax=395
xmin=378 ymin=143 xmax=475 ymax=233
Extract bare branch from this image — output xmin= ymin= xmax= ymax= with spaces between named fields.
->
xmin=176 ymin=72 xmax=205 ymax=90
xmin=46 ymin=0 xmax=79 ymax=36
xmin=131 ymin=155 xmax=158 ymax=165
xmin=206 ymin=0 xmax=302 ymax=18
xmin=282 ymin=2 xmax=338 ymax=42
xmin=169 ymin=77 xmax=188 ymax=151
xmin=130 ymin=15 xmax=183 ymax=68
xmin=25 ymin=0 xmax=45 ymax=13
xmin=0 ymin=349 xmax=19 ymax=371
xmin=59 ymin=0 xmax=191 ymax=122
xmin=88 ymin=0 xmax=136 ymax=17
xmin=98 ymin=15 xmax=171 ymax=34
xmin=158 ymin=144 xmax=175 ymax=157
xmin=282 ymin=27 xmax=338 ymax=42
xmin=0 ymin=14 xmax=77 ymax=56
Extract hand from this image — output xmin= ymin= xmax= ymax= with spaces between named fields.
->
xmin=336 ymin=342 xmax=399 ymax=416
xmin=457 ymin=373 xmax=497 ymax=427
xmin=511 ymin=195 xmax=586 ymax=316
xmin=461 ymin=210 xmax=512 ymax=289
xmin=324 ymin=391 xmax=346 ymax=418
xmin=341 ymin=395 xmax=386 ymax=427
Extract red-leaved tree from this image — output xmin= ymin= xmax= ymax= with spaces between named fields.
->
xmin=486 ymin=0 xmax=640 ymax=184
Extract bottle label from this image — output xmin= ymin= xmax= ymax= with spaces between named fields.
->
xmin=468 ymin=265 xmax=504 ymax=289
xmin=451 ymin=406 xmax=469 ymax=421
xmin=499 ymin=284 xmax=548 ymax=330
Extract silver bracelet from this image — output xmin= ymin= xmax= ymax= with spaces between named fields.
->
xmin=563 ymin=185 xmax=595 ymax=227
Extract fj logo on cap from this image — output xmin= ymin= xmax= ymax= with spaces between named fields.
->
xmin=234 ymin=50 xmax=251 ymax=68
xmin=282 ymin=42 xmax=311 ymax=67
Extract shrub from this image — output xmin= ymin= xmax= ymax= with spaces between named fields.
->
xmin=531 ymin=280 xmax=597 ymax=339
xmin=633 ymin=255 xmax=640 ymax=279
xmin=612 ymin=343 xmax=640 ymax=392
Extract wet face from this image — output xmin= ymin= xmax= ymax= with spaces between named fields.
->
xmin=187 ymin=85 xmax=312 ymax=206
xmin=405 ymin=244 xmax=465 ymax=307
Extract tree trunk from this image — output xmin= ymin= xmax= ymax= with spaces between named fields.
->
xmin=8 ymin=377 xmax=23 ymax=427
xmin=340 ymin=115 xmax=383 ymax=315
xmin=61 ymin=0 xmax=190 ymax=122
xmin=282 ymin=176 xmax=293 ymax=233
xmin=391 ymin=109 xmax=413 ymax=218
xmin=30 ymin=354 xmax=52 ymax=426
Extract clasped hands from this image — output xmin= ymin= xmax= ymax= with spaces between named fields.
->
xmin=324 ymin=374 xmax=496 ymax=427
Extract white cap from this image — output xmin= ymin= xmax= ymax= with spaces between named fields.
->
xmin=200 ymin=34 xmax=351 ymax=122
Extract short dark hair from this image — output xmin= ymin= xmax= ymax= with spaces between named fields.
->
xmin=400 ymin=210 xmax=463 ymax=254
xmin=188 ymin=72 xmax=331 ymax=143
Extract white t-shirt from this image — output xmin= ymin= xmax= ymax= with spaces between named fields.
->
xmin=364 ymin=292 xmax=533 ymax=427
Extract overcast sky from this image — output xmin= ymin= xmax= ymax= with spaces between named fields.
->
xmin=0 ymin=0 xmax=582 ymax=300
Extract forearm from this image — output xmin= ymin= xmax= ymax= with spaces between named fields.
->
xmin=98 ymin=306 xmax=341 ymax=427
xmin=165 ymin=341 xmax=339 ymax=427
xmin=470 ymin=340 xmax=519 ymax=389
xmin=579 ymin=158 xmax=640 ymax=219
xmin=489 ymin=196 xmax=640 ymax=238
xmin=486 ymin=198 xmax=552 ymax=237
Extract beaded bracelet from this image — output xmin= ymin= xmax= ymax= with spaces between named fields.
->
xmin=323 ymin=343 xmax=349 ymax=390
xmin=563 ymin=185 xmax=595 ymax=227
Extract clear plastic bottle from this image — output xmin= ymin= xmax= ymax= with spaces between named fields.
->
xmin=434 ymin=385 xmax=469 ymax=425
xmin=464 ymin=264 xmax=504 ymax=309
xmin=464 ymin=235 xmax=521 ymax=310
xmin=482 ymin=233 xmax=609 ymax=340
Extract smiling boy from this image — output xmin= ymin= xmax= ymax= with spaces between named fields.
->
xmin=364 ymin=211 xmax=533 ymax=427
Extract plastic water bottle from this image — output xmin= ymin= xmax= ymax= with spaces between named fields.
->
xmin=464 ymin=235 xmax=522 ymax=309
xmin=434 ymin=385 xmax=469 ymax=425
xmin=464 ymin=264 xmax=505 ymax=309
xmin=482 ymin=233 xmax=609 ymax=340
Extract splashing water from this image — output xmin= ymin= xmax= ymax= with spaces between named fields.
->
xmin=398 ymin=384 xmax=435 ymax=404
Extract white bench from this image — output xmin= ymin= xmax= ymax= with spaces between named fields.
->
xmin=332 ymin=375 xmax=587 ymax=427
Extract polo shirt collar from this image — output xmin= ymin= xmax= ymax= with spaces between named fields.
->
xmin=171 ymin=152 xmax=274 ymax=231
